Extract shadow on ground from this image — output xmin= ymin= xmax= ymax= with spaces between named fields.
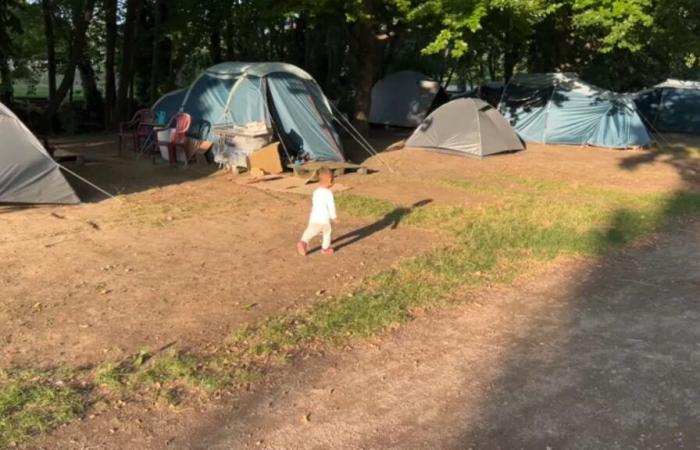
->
xmin=52 ymin=127 xmax=406 ymax=203
xmin=51 ymin=132 xmax=218 ymax=203
xmin=446 ymin=139 xmax=700 ymax=447
xmin=307 ymin=199 xmax=432 ymax=254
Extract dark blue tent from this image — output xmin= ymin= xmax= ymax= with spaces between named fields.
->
xmin=634 ymin=79 xmax=700 ymax=134
xmin=500 ymin=73 xmax=651 ymax=149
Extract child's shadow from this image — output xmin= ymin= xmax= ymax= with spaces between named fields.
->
xmin=309 ymin=199 xmax=432 ymax=254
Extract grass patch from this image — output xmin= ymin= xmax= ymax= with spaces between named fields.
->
xmin=0 ymin=370 xmax=85 ymax=448
xmin=232 ymin=183 xmax=700 ymax=356
xmin=94 ymin=348 xmax=256 ymax=406
xmin=335 ymin=193 xmax=397 ymax=218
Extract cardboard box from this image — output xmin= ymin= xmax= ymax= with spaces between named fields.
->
xmin=248 ymin=142 xmax=283 ymax=175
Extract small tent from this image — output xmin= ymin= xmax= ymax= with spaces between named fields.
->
xmin=0 ymin=102 xmax=79 ymax=204
xmin=405 ymin=98 xmax=525 ymax=157
xmin=369 ymin=71 xmax=448 ymax=128
xmin=153 ymin=62 xmax=344 ymax=162
xmin=500 ymin=73 xmax=651 ymax=149
xmin=634 ymin=79 xmax=700 ymax=134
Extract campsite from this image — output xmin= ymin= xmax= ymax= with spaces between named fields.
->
xmin=2 ymin=0 xmax=700 ymax=448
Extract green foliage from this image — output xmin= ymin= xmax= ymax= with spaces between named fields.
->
xmin=571 ymin=0 xmax=654 ymax=52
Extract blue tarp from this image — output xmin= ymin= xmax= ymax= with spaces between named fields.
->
xmin=634 ymin=80 xmax=700 ymax=134
xmin=500 ymin=73 xmax=651 ymax=148
xmin=152 ymin=62 xmax=344 ymax=161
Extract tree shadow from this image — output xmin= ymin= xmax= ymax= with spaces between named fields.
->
xmin=452 ymin=191 xmax=700 ymax=448
xmin=307 ymin=199 xmax=432 ymax=254
xmin=618 ymin=137 xmax=700 ymax=190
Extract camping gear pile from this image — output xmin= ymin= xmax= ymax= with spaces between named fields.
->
xmin=213 ymin=121 xmax=273 ymax=172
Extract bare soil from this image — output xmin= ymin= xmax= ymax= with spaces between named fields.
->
xmin=1 ymin=135 xmax=437 ymax=369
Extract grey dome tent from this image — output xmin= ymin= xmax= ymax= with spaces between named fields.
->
xmin=152 ymin=62 xmax=344 ymax=162
xmin=634 ymin=79 xmax=700 ymax=134
xmin=0 ymin=102 xmax=79 ymax=204
xmin=369 ymin=70 xmax=448 ymax=128
xmin=405 ymin=98 xmax=525 ymax=157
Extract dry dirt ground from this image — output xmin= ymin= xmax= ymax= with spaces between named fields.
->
xmin=4 ymin=131 xmax=700 ymax=448
xmin=28 ymin=220 xmax=700 ymax=449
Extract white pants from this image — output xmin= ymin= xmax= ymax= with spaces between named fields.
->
xmin=301 ymin=222 xmax=332 ymax=249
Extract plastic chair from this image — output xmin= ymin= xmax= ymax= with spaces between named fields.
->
xmin=118 ymin=109 xmax=155 ymax=153
xmin=155 ymin=113 xmax=192 ymax=166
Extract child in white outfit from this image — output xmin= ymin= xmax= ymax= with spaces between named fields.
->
xmin=297 ymin=168 xmax=337 ymax=256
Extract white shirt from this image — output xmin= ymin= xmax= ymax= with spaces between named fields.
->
xmin=309 ymin=187 xmax=337 ymax=224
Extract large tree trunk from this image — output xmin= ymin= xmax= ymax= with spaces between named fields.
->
xmin=115 ymin=0 xmax=143 ymax=123
xmin=223 ymin=19 xmax=236 ymax=60
xmin=78 ymin=52 xmax=103 ymax=120
xmin=44 ymin=0 xmax=97 ymax=130
xmin=104 ymin=0 xmax=117 ymax=126
xmin=149 ymin=0 xmax=162 ymax=102
xmin=209 ymin=28 xmax=222 ymax=64
xmin=0 ymin=54 xmax=12 ymax=105
xmin=42 ymin=0 xmax=57 ymax=101
xmin=503 ymin=47 xmax=517 ymax=83
xmin=351 ymin=20 xmax=384 ymax=125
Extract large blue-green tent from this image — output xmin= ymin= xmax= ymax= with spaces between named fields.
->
xmin=634 ymin=79 xmax=700 ymax=134
xmin=499 ymin=73 xmax=651 ymax=149
xmin=153 ymin=62 xmax=344 ymax=162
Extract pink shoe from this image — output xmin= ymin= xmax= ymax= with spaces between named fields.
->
xmin=297 ymin=241 xmax=308 ymax=256
xmin=321 ymin=247 xmax=335 ymax=255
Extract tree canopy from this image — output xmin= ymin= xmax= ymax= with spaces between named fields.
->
xmin=0 ymin=0 xmax=698 ymax=131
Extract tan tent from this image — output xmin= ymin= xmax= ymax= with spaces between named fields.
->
xmin=405 ymin=98 xmax=525 ymax=157
xmin=369 ymin=71 xmax=448 ymax=128
xmin=0 ymin=102 xmax=79 ymax=204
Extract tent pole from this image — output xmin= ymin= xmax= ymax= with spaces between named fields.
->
xmin=330 ymin=103 xmax=395 ymax=173
xmin=330 ymin=103 xmax=380 ymax=157
xmin=59 ymin=164 xmax=118 ymax=201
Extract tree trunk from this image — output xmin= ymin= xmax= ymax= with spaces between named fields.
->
xmin=0 ymin=55 xmax=12 ymax=105
xmin=78 ymin=52 xmax=103 ymax=120
xmin=115 ymin=0 xmax=143 ymax=123
xmin=104 ymin=0 xmax=117 ymax=127
xmin=224 ymin=19 xmax=235 ymax=60
xmin=42 ymin=0 xmax=57 ymax=101
xmin=503 ymin=48 xmax=517 ymax=83
xmin=209 ymin=28 xmax=222 ymax=64
xmin=488 ymin=50 xmax=496 ymax=81
xmin=44 ymin=0 xmax=97 ymax=131
xmin=352 ymin=20 xmax=383 ymax=124
xmin=149 ymin=0 xmax=162 ymax=102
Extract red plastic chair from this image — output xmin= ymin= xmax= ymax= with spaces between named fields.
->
xmin=155 ymin=113 xmax=192 ymax=166
xmin=118 ymin=109 xmax=155 ymax=153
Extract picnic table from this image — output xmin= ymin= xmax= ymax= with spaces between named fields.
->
xmin=287 ymin=161 xmax=368 ymax=183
